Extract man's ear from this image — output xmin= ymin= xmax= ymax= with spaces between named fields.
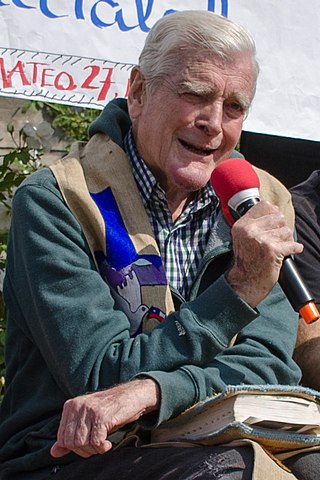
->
xmin=128 ymin=66 xmax=146 ymax=119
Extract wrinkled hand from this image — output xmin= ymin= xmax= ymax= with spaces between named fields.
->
xmin=226 ymin=201 xmax=303 ymax=308
xmin=50 ymin=378 xmax=160 ymax=459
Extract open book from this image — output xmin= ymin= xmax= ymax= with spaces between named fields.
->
xmin=151 ymin=385 xmax=320 ymax=452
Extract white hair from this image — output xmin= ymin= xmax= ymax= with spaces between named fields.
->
xmin=139 ymin=10 xmax=259 ymax=96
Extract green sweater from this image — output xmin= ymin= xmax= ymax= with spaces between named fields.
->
xmin=0 ymin=99 xmax=301 ymax=479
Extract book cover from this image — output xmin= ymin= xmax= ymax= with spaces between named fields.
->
xmin=151 ymin=385 xmax=320 ymax=453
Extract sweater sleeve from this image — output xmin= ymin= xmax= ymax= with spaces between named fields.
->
xmin=139 ymin=283 xmax=301 ymax=425
xmin=4 ymin=169 xmax=258 ymax=398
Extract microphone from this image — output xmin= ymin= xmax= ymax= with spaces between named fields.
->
xmin=211 ymin=158 xmax=320 ymax=324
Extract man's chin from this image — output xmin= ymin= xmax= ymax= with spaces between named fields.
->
xmin=174 ymin=175 xmax=211 ymax=194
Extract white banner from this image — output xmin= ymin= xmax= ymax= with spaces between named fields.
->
xmin=0 ymin=1 xmax=319 ymax=141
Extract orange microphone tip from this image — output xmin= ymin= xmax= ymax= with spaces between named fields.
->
xmin=299 ymin=302 xmax=320 ymax=325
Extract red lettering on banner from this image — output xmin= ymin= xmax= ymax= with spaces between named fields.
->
xmin=54 ymin=72 xmax=77 ymax=90
xmin=27 ymin=62 xmax=48 ymax=83
xmin=0 ymin=59 xmax=30 ymax=88
xmin=0 ymin=54 xmax=131 ymax=103
xmin=41 ymin=68 xmax=55 ymax=87
xmin=0 ymin=58 xmax=10 ymax=88
xmin=97 ymin=67 xmax=114 ymax=101
xmin=81 ymin=65 xmax=100 ymax=89
xmin=9 ymin=61 xmax=30 ymax=86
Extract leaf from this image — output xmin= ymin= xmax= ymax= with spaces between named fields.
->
xmin=0 ymin=171 xmax=16 ymax=190
xmin=20 ymin=102 xmax=32 ymax=114
xmin=16 ymin=149 xmax=32 ymax=165
xmin=1 ymin=151 xmax=18 ymax=169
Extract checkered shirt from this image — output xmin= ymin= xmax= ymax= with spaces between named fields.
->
xmin=124 ymin=129 xmax=218 ymax=299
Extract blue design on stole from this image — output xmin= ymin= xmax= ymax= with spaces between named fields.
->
xmin=90 ymin=187 xmax=167 ymax=336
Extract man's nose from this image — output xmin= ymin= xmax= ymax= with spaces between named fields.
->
xmin=195 ymin=104 xmax=223 ymax=136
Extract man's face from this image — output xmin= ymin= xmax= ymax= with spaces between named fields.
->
xmin=128 ymin=52 xmax=255 ymax=201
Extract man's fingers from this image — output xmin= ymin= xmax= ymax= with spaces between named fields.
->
xmin=51 ymin=437 xmax=112 ymax=459
xmin=51 ymin=380 xmax=160 ymax=459
xmin=243 ymin=200 xmax=278 ymax=219
xmin=90 ymin=419 xmax=108 ymax=446
xmin=56 ymin=400 xmax=77 ymax=446
xmin=52 ymin=402 xmax=113 ymax=459
xmin=50 ymin=443 xmax=70 ymax=458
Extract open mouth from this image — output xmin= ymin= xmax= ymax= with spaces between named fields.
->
xmin=179 ymin=139 xmax=216 ymax=156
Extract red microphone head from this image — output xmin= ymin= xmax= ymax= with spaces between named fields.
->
xmin=211 ymin=158 xmax=260 ymax=225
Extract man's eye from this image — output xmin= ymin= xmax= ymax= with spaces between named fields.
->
xmin=224 ymin=101 xmax=245 ymax=117
xmin=228 ymin=102 xmax=243 ymax=111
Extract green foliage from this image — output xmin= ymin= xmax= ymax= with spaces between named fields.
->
xmin=23 ymin=101 xmax=99 ymax=144
xmin=0 ymin=100 xmax=99 ymax=399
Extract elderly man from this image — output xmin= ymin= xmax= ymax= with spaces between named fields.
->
xmin=0 ymin=10 xmax=309 ymax=480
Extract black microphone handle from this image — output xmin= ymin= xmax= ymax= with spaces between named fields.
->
xmin=279 ymin=256 xmax=314 ymax=312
